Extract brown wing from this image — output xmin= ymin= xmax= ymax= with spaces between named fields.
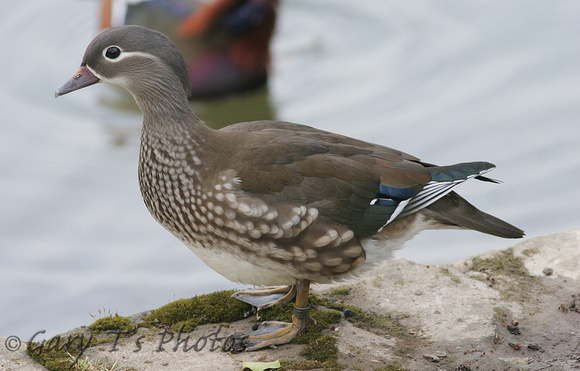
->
xmin=220 ymin=121 xmax=432 ymax=236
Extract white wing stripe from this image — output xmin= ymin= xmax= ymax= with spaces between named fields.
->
xmin=400 ymin=182 xmax=456 ymax=216
xmin=380 ymin=167 xmax=492 ymax=227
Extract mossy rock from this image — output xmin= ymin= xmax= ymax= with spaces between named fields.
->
xmin=470 ymin=249 xmax=542 ymax=301
xmin=142 ymin=289 xmax=251 ymax=332
xmin=88 ymin=314 xmax=134 ymax=334
xmin=27 ymin=332 xmax=108 ymax=371
xmin=301 ymin=335 xmax=338 ymax=364
xmin=256 ymin=301 xmax=294 ymax=323
xmin=27 ymin=343 xmax=78 ymax=371
xmin=280 ymin=335 xmax=339 ymax=370
xmin=29 ymin=288 xmax=414 ymax=371
xmin=330 ymin=287 xmax=352 ymax=296
xmin=471 ymin=248 xmax=528 ymax=276
xmin=310 ymin=295 xmax=411 ymax=340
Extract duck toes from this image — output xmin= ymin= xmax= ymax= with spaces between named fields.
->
xmin=56 ymin=25 xmax=524 ymax=351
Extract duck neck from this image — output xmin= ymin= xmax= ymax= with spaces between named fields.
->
xmin=133 ymin=78 xmax=213 ymax=137
xmin=134 ymin=82 xmax=192 ymax=123
xmin=135 ymin=81 xmax=216 ymax=178
xmin=138 ymin=92 xmax=214 ymax=161
xmin=137 ymin=92 xmax=215 ymax=233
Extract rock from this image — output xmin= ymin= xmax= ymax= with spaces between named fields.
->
xmin=507 ymin=324 xmax=521 ymax=335
xmin=0 ymin=336 xmax=48 ymax=370
xmin=423 ymin=351 xmax=447 ymax=362
xmin=527 ymin=343 xmax=541 ymax=351
xmin=513 ymin=229 xmax=580 ymax=280
xmin=423 ymin=354 xmax=441 ymax=362
xmin=9 ymin=229 xmax=580 ymax=371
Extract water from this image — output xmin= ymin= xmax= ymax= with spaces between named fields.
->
xmin=1 ymin=0 xmax=579 ymax=341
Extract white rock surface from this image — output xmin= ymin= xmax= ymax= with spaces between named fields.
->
xmin=4 ymin=230 xmax=580 ymax=370
xmin=513 ymin=229 xmax=580 ymax=280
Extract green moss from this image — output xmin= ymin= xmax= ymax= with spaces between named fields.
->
xmin=294 ymin=309 xmax=343 ymax=345
xmin=330 ymin=287 xmax=352 ymax=296
xmin=310 ymin=296 xmax=411 ymax=340
xmin=280 ymin=334 xmax=340 ymax=370
xmin=301 ymin=335 xmax=338 ymax=365
xmin=311 ymin=295 xmax=422 ymax=363
xmin=375 ymin=365 xmax=407 ymax=371
xmin=141 ymin=290 xmax=251 ymax=332
xmin=494 ymin=307 xmax=506 ymax=322
xmin=256 ymin=302 xmax=294 ymax=322
xmin=26 ymin=332 xmax=107 ymax=371
xmin=88 ymin=315 xmax=134 ymax=334
xmin=470 ymin=249 xmax=527 ymax=276
xmin=27 ymin=346 xmax=72 ymax=371
xmin=470 ymin=249 xmax=541 ymax=301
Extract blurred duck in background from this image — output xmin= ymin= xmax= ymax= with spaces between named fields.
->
xmin=101 ymin=0 xmax=278 ymax=99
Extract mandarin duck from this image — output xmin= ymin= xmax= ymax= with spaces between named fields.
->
xmin=56 ymin=25 xmax=524 ymax=351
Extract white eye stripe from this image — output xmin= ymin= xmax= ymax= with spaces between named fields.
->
xmin=101 ymin=46 xmax=158 ymax=63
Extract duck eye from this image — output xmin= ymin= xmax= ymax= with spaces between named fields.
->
xmin=105 ymin=46 xmax=121 ymax=59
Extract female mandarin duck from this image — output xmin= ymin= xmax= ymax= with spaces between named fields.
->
xmin=101 ymin=0 xmax=277 ymax=99
xmin=56 ymin=26 xmax=524 ymax=351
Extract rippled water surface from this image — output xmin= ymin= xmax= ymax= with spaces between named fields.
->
xmin=1 ymin=0 xmax=579 ymax=340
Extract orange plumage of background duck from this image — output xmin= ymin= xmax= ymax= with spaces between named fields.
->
xmin=101 ymin=0 xmax=278 ymax=99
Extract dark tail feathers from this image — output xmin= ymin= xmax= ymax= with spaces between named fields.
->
xmin=424 ymin=192 xmax=524 ymax=239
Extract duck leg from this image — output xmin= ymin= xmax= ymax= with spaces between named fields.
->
xmin=244 ymin=279 xmax=314 ymax=351
xmin=232 ymin=285 xmax=296 ymax=310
